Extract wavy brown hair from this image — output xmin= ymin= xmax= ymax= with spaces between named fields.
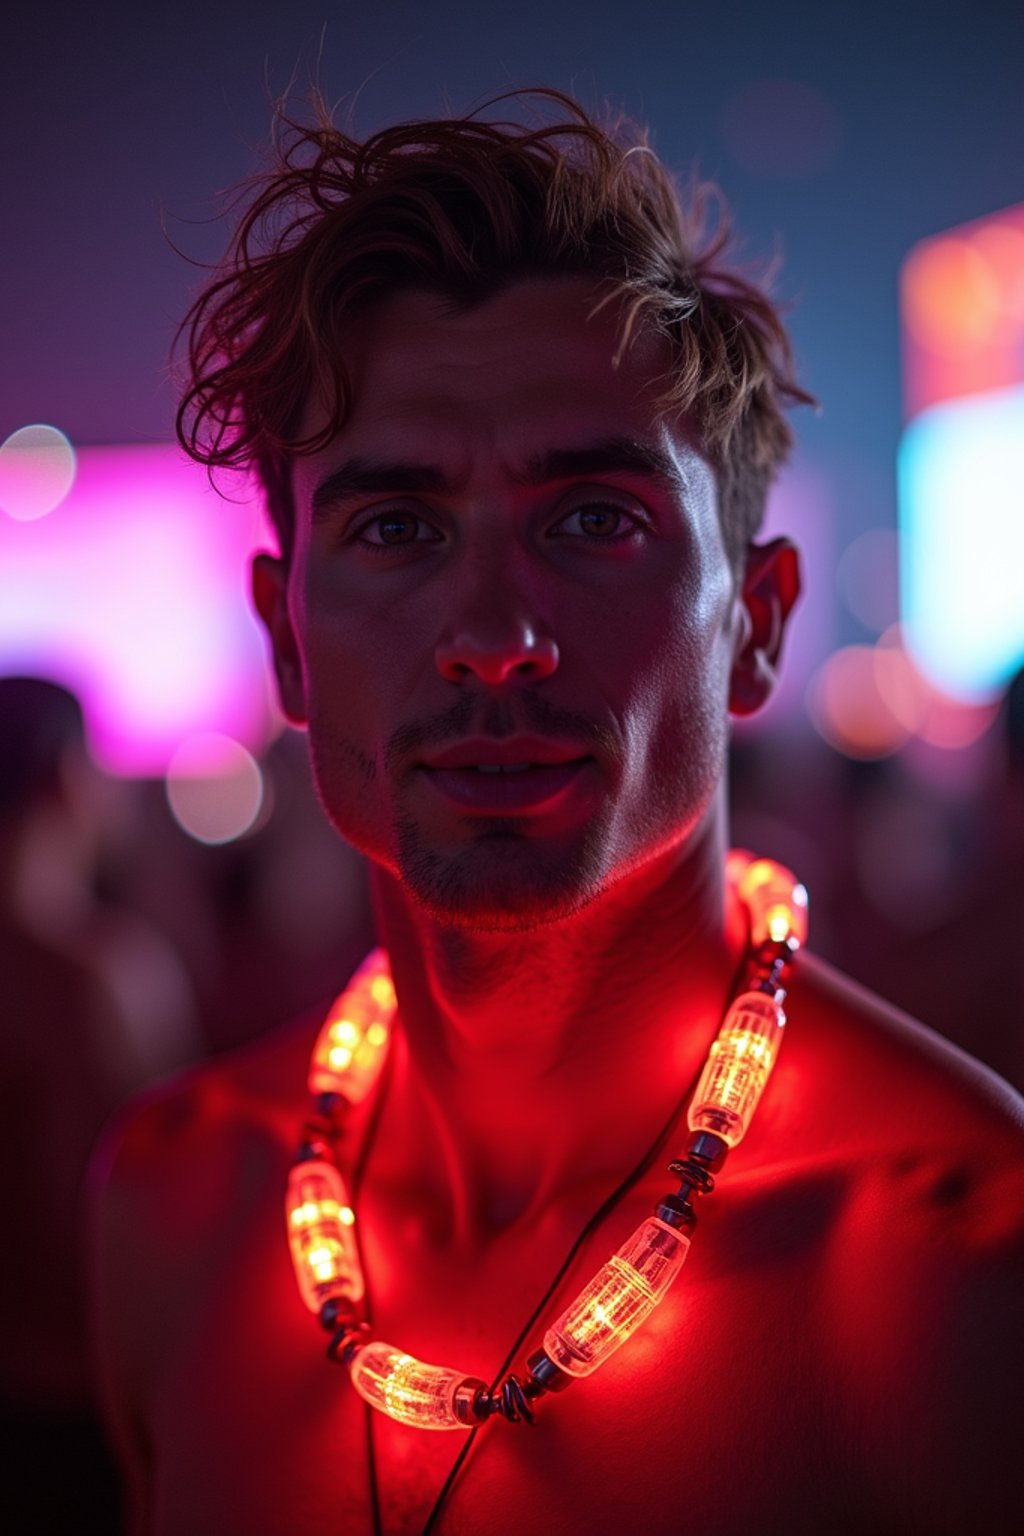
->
xmin=176 ymin=89 xmax=813 ymax=565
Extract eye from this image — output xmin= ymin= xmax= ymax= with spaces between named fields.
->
xmin=551 ymin=498 xmax=646 ymax=542
xmin=355 ymin=510 xmax=443 ymax=549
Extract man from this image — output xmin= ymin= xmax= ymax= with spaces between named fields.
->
xmin=91 ymin=92 xmax=1023 ymax=1534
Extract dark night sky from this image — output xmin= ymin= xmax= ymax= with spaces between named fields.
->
xmin=2 ymin=0 xmax=1022 ymax=626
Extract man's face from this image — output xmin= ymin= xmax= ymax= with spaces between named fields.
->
xmin=257 ymin=277 xmax=752 ymax=931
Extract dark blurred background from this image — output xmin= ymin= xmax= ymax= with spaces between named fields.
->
xmin=1 ymin=4 xmax=1022 ymax=1528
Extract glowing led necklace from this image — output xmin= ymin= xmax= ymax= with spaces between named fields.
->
xmin=286 ymin=852 xmax=807 ymax=1436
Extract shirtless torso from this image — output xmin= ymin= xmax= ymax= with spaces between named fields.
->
xmin=92 ymin=949 xmax=1024 ymax=1536
xmin=91 ymin=177 xmax=1024 ymax=1534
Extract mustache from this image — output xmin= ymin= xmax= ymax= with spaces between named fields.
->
xmin=383 ymin=694 xmax=621 ymax=772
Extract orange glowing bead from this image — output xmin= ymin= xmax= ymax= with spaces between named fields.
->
xmin=348 ymin=1342 xmax=486 ymax=1429
xmin=688 ymin=990 xmax=786 ymax=1146
xmin=308 ymin=949 xmax=395 ymax=1101
xmin=285 ymin=1159 xmax=365 ymax=1310
xmin=543 ymin=1218 xmax=690 ymax=1378
xmin=738 ymin=858 xmax=809 ymax=950
xmin=725 ymin=847 xmax=755 ymax=889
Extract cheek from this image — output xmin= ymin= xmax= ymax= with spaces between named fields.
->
xmin=608 ymin=563 xmax=735 ymax=730
xmin=297 ymin=587 xmax=407 ymax=731
xmin=291 ymin=596 xmax=391 ymax=835
xmin=610 ymin=576 xmax=735 ymax=816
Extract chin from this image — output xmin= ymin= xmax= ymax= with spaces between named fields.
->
xmin=394 ymin=821 xmax=612 ymax=933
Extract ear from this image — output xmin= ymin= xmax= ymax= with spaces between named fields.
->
xmin=251 ymin=553 xmax=308 ymax=726
xmin=729 ymin=538 xmax=801 ymax=717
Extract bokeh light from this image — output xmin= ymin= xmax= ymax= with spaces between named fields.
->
xmin=836 ymin=528 xmax=900 ymax=634
xmin=875 ymin=627 xmax=999 ymax=749
xmin=902 ymin=204 xmax=1024 ymax=418
xmin=0 ymin=424 xmax=77 ymax=521
xmin=898 ymin=384 xmax=1024 ymax=699
xmin=165 ymin=732 xmax=265 ymax=845
xmin=971 ymin=223 xmax=1024 ymax=323
xmin=0 ymin=443 xmax=276 ymax=774
xmin=807 ymin=630 xmax=1001 ymax=761
xmin=806 ymin=645 xmax=911 ymax=760
xmin=721 ymin=78 xmax=842 ymax=180
xmin=903 ymin=237 xmax=1002 ymax=353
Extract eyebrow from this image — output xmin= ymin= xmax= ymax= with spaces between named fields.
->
xmin=310 ymin=436 xmax=687 ymax=518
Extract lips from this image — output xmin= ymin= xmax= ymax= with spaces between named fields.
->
xmin=417 ymin=738 xmax=593 ymax=813
xmin=421 ymin=760 xmax=590 ymax=812
xmin=422 ymin=736 xmax=589 ymax=771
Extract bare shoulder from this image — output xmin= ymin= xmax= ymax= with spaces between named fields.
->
xmin=783 ymin=954 xmax=1024 ymax=1533
xmin=89 ymin=1002 xmax=320 ymax=1275
xmin=789 ymin=949 xmax=1023 ymax=1143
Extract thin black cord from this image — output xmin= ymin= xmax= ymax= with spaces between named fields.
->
xmin=319 ymin=927 xmax=754 ymax=1533
xmin=418 ymin=1057 xmax=706 ymax=1536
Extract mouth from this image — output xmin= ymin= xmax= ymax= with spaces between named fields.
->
xmin=418 ymin=757 xmax=593 ymax=813
xmin=463 ymin=763 xmax=537 ymax=774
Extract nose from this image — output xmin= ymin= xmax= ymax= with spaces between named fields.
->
xmin=435 ymin=617 xmax=560 ymax=685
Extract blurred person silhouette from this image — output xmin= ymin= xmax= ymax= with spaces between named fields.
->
xmin=0 ymin=676 xmax=199 ymax=1534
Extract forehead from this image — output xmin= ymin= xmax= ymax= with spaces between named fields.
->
xmin=294 ymin=277 xmax=695 ymax=496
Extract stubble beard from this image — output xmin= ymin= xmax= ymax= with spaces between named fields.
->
xmin=305 ymin=693 xmax=728 ymax=935
xmin=391 ymin=806 xmax=620 ymax=933
xmin=305 ymin=733 xmax=619 ymax=933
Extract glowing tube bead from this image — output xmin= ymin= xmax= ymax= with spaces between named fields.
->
xmin=348 ymin=1342 xmax=486 ymax=1429
xmin=738 ymin=858 xmax=809 ymax=950
xmin=688 ymin=990 xmax=786 ymax=1146
xmin=308 ymin=949 xmax=395 ymax=1102
xmin=543 ymin=1218 xmax=690 ymax=1378
xmin=286 ymin=1159 xmax=365 ymax=1310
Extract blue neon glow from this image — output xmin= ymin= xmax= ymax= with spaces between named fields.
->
xmin=898 ymin=384 xmax=1024 ymax=700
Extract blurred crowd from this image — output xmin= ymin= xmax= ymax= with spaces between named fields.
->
xmin=0 ymin=671 xmax=1020 ymax=1532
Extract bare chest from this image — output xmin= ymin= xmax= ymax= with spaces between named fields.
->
xmin=142 ymin=1161 xmax=879 ymax=1536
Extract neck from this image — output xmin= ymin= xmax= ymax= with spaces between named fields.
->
xmin=368 ymin=807 xmax=745 ymax=1245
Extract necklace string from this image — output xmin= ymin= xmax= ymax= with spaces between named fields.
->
xmin=285 ymin=852 xmax=808 ymax=1525
xmin=356 ymin=1039 xmax=708 ymax=1536
xmin=418 ymin=1046 xmax=715 ymax=1535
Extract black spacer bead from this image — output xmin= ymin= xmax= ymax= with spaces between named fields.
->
xmin=319 ymin=1296 xmax=359 ymax=1332
xmin=525 ymin=1347 xmax=573 ymax=1394
xmin=667 ymin=1159 xmax=716 ymax=1197
xmin=684 ymin=1129 xmax=730 ymax=1169
xmin=655 ymin=1192 xmax=697 ymax=1232
xmin=326 ymin=1320 xmax=370 ymax=1366
xmin=314 ymin=1091 xmax=344 ymax=1121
